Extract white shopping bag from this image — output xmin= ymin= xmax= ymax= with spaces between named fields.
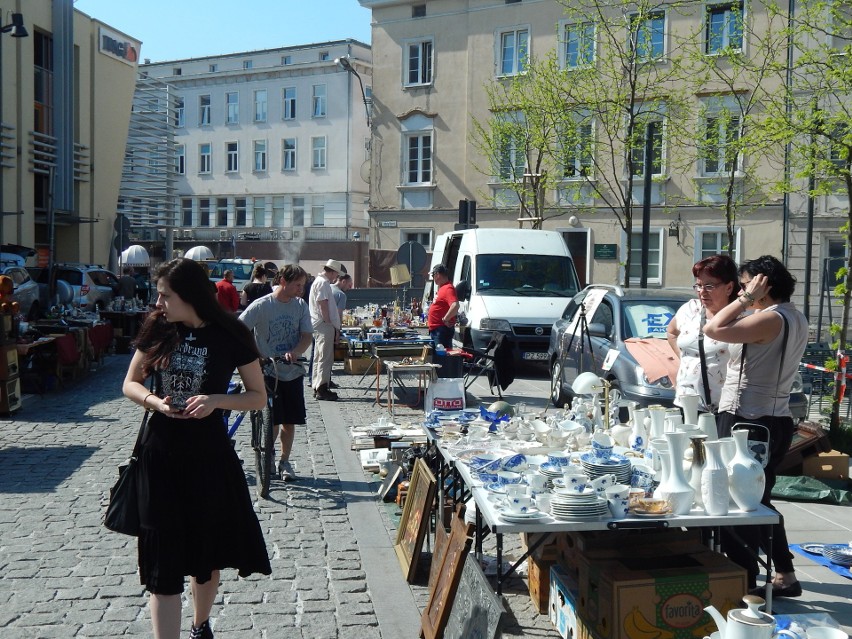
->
xmin=425 ymin=377 xmax=465 ymax=412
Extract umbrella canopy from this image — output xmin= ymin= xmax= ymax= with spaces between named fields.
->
xmin=185 ymin=245 xmax=214 ymax=261
xmin=120 ymin=245 xmax=150 ymax=267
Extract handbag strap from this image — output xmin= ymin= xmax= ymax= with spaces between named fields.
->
xmin=697 ymin=306 xmax=713 ymax=410
xmin=131 ymin=374 xmax=158 ymax=459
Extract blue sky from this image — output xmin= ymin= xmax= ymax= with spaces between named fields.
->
xmin=73 ymin=0 xmax=373 ymax=62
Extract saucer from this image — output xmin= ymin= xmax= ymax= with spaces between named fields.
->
xmin=500 ymin=509 xmax=547 ymax=522
xmin=630 ymin=508 xmax=673 ymax=518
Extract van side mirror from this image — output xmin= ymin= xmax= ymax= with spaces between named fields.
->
xmin=455 ymin=280 xmax=471 ymax=301
xmin=587 ymin=322 xmax=610 ymax=339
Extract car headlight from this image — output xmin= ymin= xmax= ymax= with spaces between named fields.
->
xmin=479 ymin=318 xmax=512 ymax=332
xmin=638 ymin=365 xmax=673 ymax=389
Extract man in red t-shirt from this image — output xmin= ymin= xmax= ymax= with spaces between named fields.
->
xmin=427 ymin=264 xmax=459 ymax=349
xmin=215 ymin=269 xmax=240 ymax=313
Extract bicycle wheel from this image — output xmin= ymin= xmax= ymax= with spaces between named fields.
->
xmin=250 ymin=406 xmax=275 ymax=499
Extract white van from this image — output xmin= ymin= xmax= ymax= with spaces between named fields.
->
xmin=424 ymin=228 xmax=581 ymax=364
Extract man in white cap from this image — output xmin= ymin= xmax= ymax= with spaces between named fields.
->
xmin=309 ymin=259 xmax=343 ymax=400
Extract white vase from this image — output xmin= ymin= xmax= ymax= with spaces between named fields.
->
xmin=688 ymin=435 xmax=707 ymax=509
xmin=646 ymin=437 xmax=669 ymax=472
xmin=680 ymin=392 xmax=700 ymax=427
xmin=698 ymin=413 xmax=718 ymax=442
xmin=665 ymin=410 xmax=683 ymax=433
xmin=658 ymin=432 xmax=695 ymax=515
xmin=647 ymin=406 xmax=666 ymax=440
xmin=727 ymin=430 xmax=765 ymax=512
xmin=652 ymin=449 xmax=671 ymax=499
xmin=701 ymin=440 xmax=729 ymax=516
xmin=718 ymin=436 xmax=736 ymax=466
xmin=629 ymin=409 xmax=649 ymax=452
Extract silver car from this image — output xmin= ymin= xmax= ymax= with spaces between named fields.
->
xmin=0 ymin=262 xmax=41 ymax=319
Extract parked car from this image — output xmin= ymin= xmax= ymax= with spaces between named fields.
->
xmin=0 ymin=254 xmax=41 ymax=319
xmin=548 ymin=284 xmax=808 ymax=422
xmin=208 ymin=258 xmax=256 ymax=292
xmin=36 ymin=264 xmax=119 ymax=311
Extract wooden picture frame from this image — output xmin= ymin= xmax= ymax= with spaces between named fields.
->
xmin=394 ymin=458 xmax=437 ymax=583
xmin=377 ymin=462 xmax=404 ymax=502
xmin=443 ymin=554 xmax=504 ymax=639
xmin=420 ymin=506 xmax=474 ymax=639
xmin=428 ymin=518 xmax=449 ymax=591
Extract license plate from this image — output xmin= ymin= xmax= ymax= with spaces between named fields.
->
xmin=522 ymin=352 xmax=549 ymax=361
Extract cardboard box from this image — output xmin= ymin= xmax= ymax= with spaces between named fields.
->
xmin=550 ymin=564 xmax=583 ymax=639
xmin=803 ymin=449 xmax=850 ymax=480
xmin=344 ymin=356 xmax=378 ymax=375
xmin=529 ymin=555 xmax=555 ymax=614
xmin=577 ymin=550 xmax=745 ymax=639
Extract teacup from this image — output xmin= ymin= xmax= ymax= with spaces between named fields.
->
xmin=525 ymin=472 xmax=547 ymax=493
xmin=590 ymin=473 xmax=617 ymax=493
xmin=608 ymin=497 xmax=629 ymax=520
xmin=628 ymin=487 xmax=647 ymax=506
xmin=605 ymin=484 xmax=630 ymax=500
xmin=591 ymin=432 xmax=614 ymax=460
xmin=496 ymin=470 xmax=523 ymax=486
xmin=548 ymin=452 xmax=571 ymax=467
xmin=505 ymin=495 xmax=534 ymax=514
xmin=562 ymin=468 xmax=587 ymax=485
xmin=535 ymin=494 xmax=553 ymax=513
xmin=501 ymin=453 xmax=528 ymax=473
xmin=558 ymin=480 xmax=589 ymax=494
xmin=505 ymin=484 xmax=528 ymax=500
xmin=631 ymin=462 xmax=657 ymax=491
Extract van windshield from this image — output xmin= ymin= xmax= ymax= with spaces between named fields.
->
xmin=475 ymin=254 xmax=579 ymax=297
xmin=210 ymin=262 xmax=254 ymax=280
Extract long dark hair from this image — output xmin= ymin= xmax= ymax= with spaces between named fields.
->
xmin=739 ymin=255 xmax=796 ymax=303
xmin=135 ymin=258 xmax=259 ymax=375
xmin=692 ymin=254 xmax=740 ymax=303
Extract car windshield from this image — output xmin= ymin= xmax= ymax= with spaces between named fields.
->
xmin=621 ymin=300 xmax=680 ymax=339
xmin=475 ymin=254 xmax=579 ymax=297
xmin=210 ymin=262 xmax=254 ymax=280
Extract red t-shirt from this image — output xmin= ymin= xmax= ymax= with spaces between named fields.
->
xmin=428 ymin=282 xmax=458 ymax=330
xmin=215 ymin=279 xmax=240 ymax=312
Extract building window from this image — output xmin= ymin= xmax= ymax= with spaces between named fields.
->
xmin=253 ymin=140 xmax=267 ymax=172
xmin=33 ymin=32 xmax=54 ymax=136
xmin=199 ymin=95 xmax=211 ymax=126
xmin=272 ymin=196 xmax=287 ymax=226
xmin=405 ymin=133 xmax=432 ymax=184
xmin=226 ymin=92 xmax=239 ymax=124
xmin=563 ymin=22 xmax=595 ymax=68
xmin=312 ymin=204 xmax=325 ymax=226
xmin=226 ymin=142 xmax=239 ymax=173
xmin=311 ymin=136 xmax=327 ymax=169
xmin=199 ymin=143 xmax=211 ymax=174
xmin=319 ymin=51 xmax=330 ymax=61
xmin=199 ymin=198 xmax=211 ymax=226
xmin=628 ymin=229 xmax=663 ymax=285
xmin=282 ymin=55 xmax=292 ymax=65
xmin=175 ymin=98 xmax=185 ymax=127
xmin=254 ymin=89 xmax=267 ymax=122
xmin=830 ymin=125 xmax=851 ymax=169
xmin=283 ymin=138 xmax=297 ymax=171
xmin=282 ymin=87 xmax=296 ymax=120
xmin=209 ymin=63 xmax=218 ymax=72
xmin=702 ymin=113 xmax=741 ymax=174
xmin=182 ymin=198 xmax=193 ymax=226
xmin=176 ymin=144 xmax=185 ymax=175
xmin=706 ymin=3 xmax=744 ymax=54
xmin=497 ymin=116 xmax=526 ymax=181
xmin=173 ymin=67 xmax=182 ymax=76
xmin=499 ymin=28 xmax=529 ymax=75
xmin=217 ymin=198 xmax=228 ymax=226
xmin=293 ymin=197 xmax=305 ymax=226
xmin=405 ymin=40 xmax=433 ymax=86
xmin=403 ymin=230 xmax=431 ymax=246
xmin=243 ymin=60 xmax=253 ymax=69
xmin=412 ymin=4 xmax=426 ymax=17
xmin=696 ymin=227 xmax=740 ymax=264
xmin=630 ymin=12 xmax=666 ymax=61
xmin=312 ymin=84 xmax=326 ymax=118
xmin=235 ymin=198 xmax=247 ymax=226
xmin=253 ymin=196 xmax=266 ymax=226
xmin=563 ymin=122 xmax=593 ymax=177
xmin=630 ymin=120 xmax=664 ymax=176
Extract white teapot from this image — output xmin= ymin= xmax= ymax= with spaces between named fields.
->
xmin=705 ymin=595 xmax=798 ymax=639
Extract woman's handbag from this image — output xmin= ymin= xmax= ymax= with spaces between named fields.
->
xmin=104 ymin=384 xmax=154 ymax=536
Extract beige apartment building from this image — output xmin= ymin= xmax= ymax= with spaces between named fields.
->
xmin=0 ymin=0 xmax=137 ymax=267
xmin=360 ymin=0 xmax=847 ymax=328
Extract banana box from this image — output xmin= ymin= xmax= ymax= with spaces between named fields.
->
xmin=577 ymin=550 xmax=745 ymax=639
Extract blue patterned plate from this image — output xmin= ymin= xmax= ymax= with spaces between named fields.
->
xmin=580 ymin=452 xmax=630 ymax=466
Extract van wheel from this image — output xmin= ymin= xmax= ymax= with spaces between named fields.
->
xmin=550 ymin=359 xmax=569 ymax=408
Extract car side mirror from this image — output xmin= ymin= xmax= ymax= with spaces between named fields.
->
xmin=455 ymin=280 xmax=471 ymax=301
xmin=587 ymin=322 xmax=610 ymax=339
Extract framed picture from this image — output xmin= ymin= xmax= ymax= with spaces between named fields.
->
xmin=377 ymin=462 xmax=404 ymax=502
xmin=443 ymin=554 xmax=504 ymax=639
xmin=394 ymin=458 xmax=437 ymax=583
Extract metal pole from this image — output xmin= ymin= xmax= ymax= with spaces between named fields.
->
xmin=640 ymin=122 xmax=655 ymax=289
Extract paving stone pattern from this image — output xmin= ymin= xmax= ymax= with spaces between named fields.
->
xmin=0 ymin=353 xmax=559 ymax=638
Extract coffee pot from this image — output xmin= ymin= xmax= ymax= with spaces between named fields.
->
xmin=705 ymin=595 xmax=798 ymax=639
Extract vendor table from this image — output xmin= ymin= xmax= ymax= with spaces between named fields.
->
xmin=425 ymin=428 xmax=781 ymax=609
xmin=100 ymin=309 xmax=149 ymax=340
xmin=384 ymin=361 xmax=441 ymax=415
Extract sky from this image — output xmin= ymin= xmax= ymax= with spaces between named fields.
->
xmin=72 ymin=0 xmax=373 ymax=62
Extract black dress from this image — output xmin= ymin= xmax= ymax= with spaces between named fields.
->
xmin=136 ymin=323 xmax=271 ymax=595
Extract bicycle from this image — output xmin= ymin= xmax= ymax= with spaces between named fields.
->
xmin=222 ymin=375 xmax=274 ymax=499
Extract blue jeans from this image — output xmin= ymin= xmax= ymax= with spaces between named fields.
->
xmin=430 ymin=325 xmax=453 ymax=349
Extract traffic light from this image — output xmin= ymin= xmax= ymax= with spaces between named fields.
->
xmin=113 ymin=213 xmax=131 ymax=252
xmin=458 ymin=199 xmax=477 ymax=228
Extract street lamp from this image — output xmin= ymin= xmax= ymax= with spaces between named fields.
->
xmin=0 ymin=12 xmax=28 ymax=250
xmin=335 ymin=55 xmax=371 ymax=126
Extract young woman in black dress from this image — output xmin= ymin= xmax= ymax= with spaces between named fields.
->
xmin=122 ymin=258 xmax=271 ymax=639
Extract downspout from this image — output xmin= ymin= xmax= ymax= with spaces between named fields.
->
xmin=781 ymin=0 xmax=795 ymax=262
xmin=345 ymin=43 xmax=352 ymax=244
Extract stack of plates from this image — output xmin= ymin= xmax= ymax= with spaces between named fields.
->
xmin=550 ymin=489 xmax=609 ymax=521
xmin=580 ymin=451 xmax=632 ymax=484
xmin=822 ymin=544 xmax=852 ymax=566
xmin=538 ymin=462 xmax=567 ymax=480
xmin=500 ymin=507 xmax=549 ymax=523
